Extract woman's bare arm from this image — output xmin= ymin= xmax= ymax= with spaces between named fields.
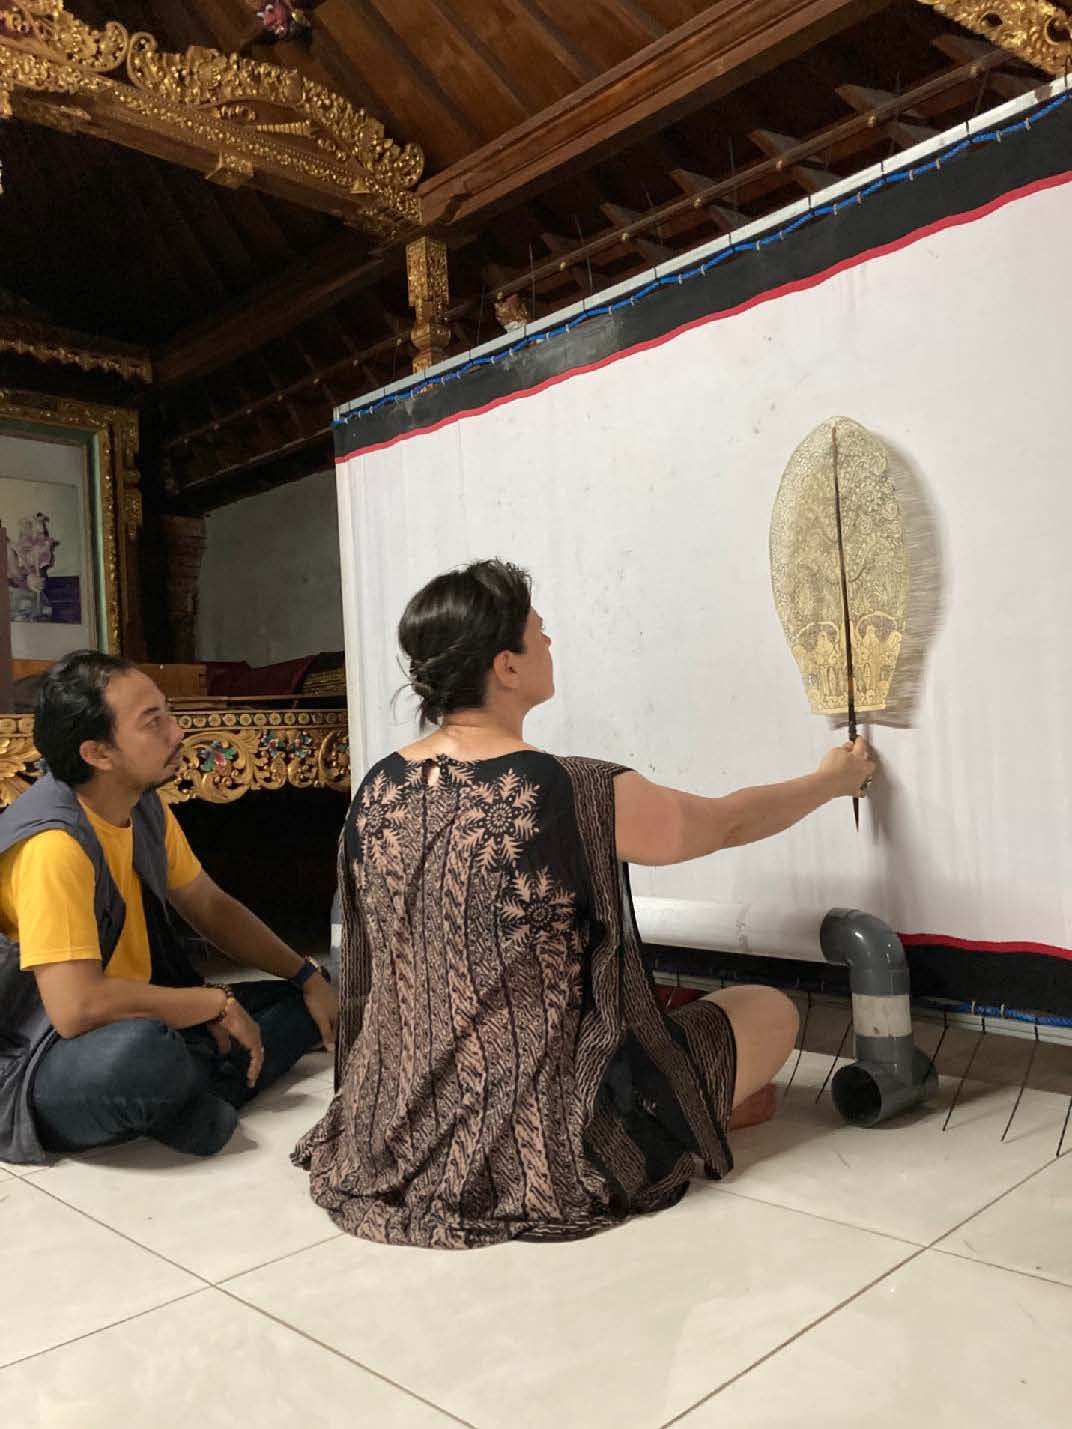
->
xmin=614 ymin=739 xmax=875 ymax=867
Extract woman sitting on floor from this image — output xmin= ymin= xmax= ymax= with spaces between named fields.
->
xmin=294 ymin=560 xmax=874 ymax=1249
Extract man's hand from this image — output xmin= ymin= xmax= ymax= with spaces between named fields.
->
xmin=818 ymin=737 xmax=877 ymax=798
xmin=207 ymin=995 xmax=265 ymax=1088
xmin=303 ymin=972 xmax=338 ymax=1051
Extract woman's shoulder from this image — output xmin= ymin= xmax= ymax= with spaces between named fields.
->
xmin=351 ymin=752 xmax=405 ymax=802
xmin=557 ymin=754 xmax=633 ymax=781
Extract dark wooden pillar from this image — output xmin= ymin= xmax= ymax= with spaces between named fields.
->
xmin=160 ymin=514 xmax=207 ymax=663
xmin=0 ymin=523 xmax=12 ymax=710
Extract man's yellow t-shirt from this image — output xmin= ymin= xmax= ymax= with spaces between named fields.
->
xmin=0 ymin=798 xmax=202 ymax=981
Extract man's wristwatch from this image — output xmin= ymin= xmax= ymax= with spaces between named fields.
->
xmin=289 ymin=956 xmax=329 ymax=990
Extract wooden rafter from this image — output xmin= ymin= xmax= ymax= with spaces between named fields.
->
xmin=471 ymin=46 xmax=1018 ymax=306
xmin=344 ymin=0 xmax=483 ymax=148
xmin=420 ymin=0 xmax=888 ymax=227
xmin=497 ymin=0 xmax=600 ymax=84
xmin=154 ymin=239 xmax=394 ymax=385
xmin=609 ymin=0 xmax=669 ymax=45
xmin=422 ymin=0 xmax=539 ymax=117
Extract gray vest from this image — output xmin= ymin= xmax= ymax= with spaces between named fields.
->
xmin=0 ymin=774 xmax=172 ymax=1164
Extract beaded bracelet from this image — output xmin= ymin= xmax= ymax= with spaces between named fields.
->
xmin=207 ymin=986 xmax=235 ymax=1025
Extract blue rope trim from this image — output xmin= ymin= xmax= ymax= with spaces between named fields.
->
xmin=914 ymin=996 xmax=1072 ymax=1031
xmin=653 ymin=965 xmax=1072 ymax=1030
xmin=336 ymin=88 xmax=1070 ymax=432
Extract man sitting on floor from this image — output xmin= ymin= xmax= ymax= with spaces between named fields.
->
xmin=0 ymin=650 xmax=338 ymax=1165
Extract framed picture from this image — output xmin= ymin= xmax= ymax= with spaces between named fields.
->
xmin=1 ymin=390 xmax=142 ymax=663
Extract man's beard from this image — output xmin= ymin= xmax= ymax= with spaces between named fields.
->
xmin=150 ymin=744 xmax=184 ymax=791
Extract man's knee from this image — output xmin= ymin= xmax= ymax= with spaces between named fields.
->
xmin=96 ymin=1018 xmax=199 ymax=1109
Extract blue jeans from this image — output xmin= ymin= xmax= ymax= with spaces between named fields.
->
xmin=30 ymin=980 xmax=319 ymax=1157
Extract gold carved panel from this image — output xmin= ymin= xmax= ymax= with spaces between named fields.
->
xmin=0 ymin=316 xmax=152 ymax=383
xmin=0 ymin=706 xmax=351 ymax=808
xmin=917 ymin=2 xmax=1072 ymax=75
xmin=0 ymin=1 xmax=423 ymax=236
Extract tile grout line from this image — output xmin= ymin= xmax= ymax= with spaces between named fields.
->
xmin=5 ymin=1184 xmax=472 ymax=1427
xmin=930 ymin=1244 xmax=1072 ymax=1293
xmin=655 ymin=1243 xmax=930 ymax=1429
xmin=216 ymin=1284 xmax=480 ymax=1428
xmin=659 ymin=1131 xmax=1072 ymax=1426
xmin=925 ymin=1150 xmax=1069 ymax=1247
xmin=707 ymin=1185 xmax=926 ymax=1249
xmin=215 ymin=1231 xmax=346 ymax=1283
xmin=9 ymin=1173 xmax=221 ymax=1286
xmin=0 ymin=1288 xmax=210 ymax=1373
xmin=8 ymin=1136 xmax=478 ymax=1423
xmin=13 ymin=1166 xmax=473 ymax=1426
xmin=12 ymin=1149 xmax=346 ymax=1286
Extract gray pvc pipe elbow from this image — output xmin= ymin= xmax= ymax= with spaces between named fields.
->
xmin=819 ymin=908 xmax=938 ymax=1126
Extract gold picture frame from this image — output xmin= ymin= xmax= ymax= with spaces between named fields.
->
xmin=2 ymin=388 xmax=141 ymax=659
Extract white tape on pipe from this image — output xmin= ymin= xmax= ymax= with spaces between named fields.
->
xmin=632 ymin=897 xmax=828 ymax=965
xmin=850 ymin=993 xmax=913 ymax=1039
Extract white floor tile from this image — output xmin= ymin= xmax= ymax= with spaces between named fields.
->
xmin=0 ymin=1178 xmax=199 ymax=1367
xmin=29 ymin=1069 xmax=338 ymax=1282
xmin=677 ymin=1250 xmax=1072 ymax=1428
xmin=938 ymin=1149 xmax=1072 ymax=1285
xmin=228 ymin=1183 xmax=914 ymax=1429
xmin=1 ymin=1154 xmax=54 ymax=1178
xmin=719 ymin=1054 xmax=1066 ymax=1244
xmin=0 ymin=1288 xmax=465 ymax=1429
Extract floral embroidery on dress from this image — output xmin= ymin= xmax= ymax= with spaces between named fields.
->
xmin=455 ymin=768 xmax=540 ymax=872
xmin=501 ymin=869 xmax=575 ymax=945
xmin=355 ymin=769 xmax=407 ymax=872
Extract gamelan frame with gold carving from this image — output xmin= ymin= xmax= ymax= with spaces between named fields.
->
xmin=1 ymin=387 xmax=141 ymax=660
xmin=0 ymin=705 xmax=350 ymax=809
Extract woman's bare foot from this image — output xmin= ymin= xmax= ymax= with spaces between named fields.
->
xmin=728 ymin=1082 xmax=778 ymax=1131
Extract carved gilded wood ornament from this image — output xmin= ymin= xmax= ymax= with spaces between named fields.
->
xmin=0 ymin=315 xmax=152 ymax=383
xmin=0 ymin=707 xmax=350 ymax=808
xmin=917 ymin=0 xmax=1072 ymax=73
xmin=0 ymin=0 xmax=424 ymax=237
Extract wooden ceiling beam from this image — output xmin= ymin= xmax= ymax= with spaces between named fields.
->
xmin=154 ymin=239 xmax=394 ymax=387
xmin=609 ymin=0 xmax=668 ymax=44
xmin=345 ymin=0 xmax=484 ymax=148
xmin=423 ymin=0 xmax=541 ymax=116
xmin=163 ymin=327 xmax=408 ymax=452
xmin=420 ymin=0 xmax=887 ymax=228
xmin=930 ymin=34 xmax=1042 ymax=98
xmin=182 ymin=424 xmax=333 ymax=499
xmin=836 ymin=84 xmax=938 ymax=149
xmin=667 ymin=169 xmax=748 ymax=230
xmin=748 ymin=129 xmax=841 ymax=194
xmin=497 ymin=0 xmax=600 ymax=84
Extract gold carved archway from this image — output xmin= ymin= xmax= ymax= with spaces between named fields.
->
xmin=0 ymin=0 xmax=423 ymax=238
